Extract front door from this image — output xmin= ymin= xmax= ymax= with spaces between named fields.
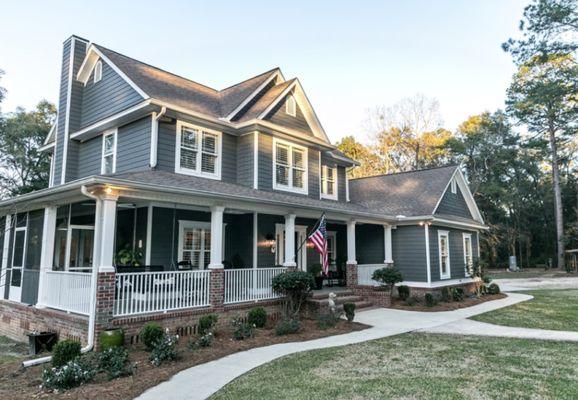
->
xmin=9 ymin=227 xmax=26 ymax=302
xmin=275 ymin=224 xmax=307 ymax=271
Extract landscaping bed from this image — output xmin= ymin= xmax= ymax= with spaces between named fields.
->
xmin=0 ymin=318 xmax=368 ymax=400
xmin=390 ymin=293 xmax=507 ymax=312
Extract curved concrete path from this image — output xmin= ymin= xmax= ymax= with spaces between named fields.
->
xmin=493 ymin=276 xmax=578 ymax=292
xmin=136 ymin=293 xmax=531 ymax=400
xmin=422 ymin=319 xmax=578 ymax=342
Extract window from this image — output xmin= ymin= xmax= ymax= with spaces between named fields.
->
xmin=94 ymin=61 xmax=102 ymax=83
xmin=321 ymin=165 xmax=337 ymax=200
xmin=326 ymin=231 xmax=337 ymax=268
xmin=178 ymin=221 xmax=225 ymax=269
xmin=101 ymin=130 xmax=117 ymax=174
xmin=285 ymin=95 xmax=296 ymax=117
xmin=175 ymin=121 xmax=221 ymax=179
xmin=438 ymin=230 xmax=451 ymax=279
xmin=463 ymin=233 xmax=473 ymax=276
xmin=273 ymin=138 xmax=308 ymax=194
xmin=450 ymin=178 xmax=457 ymax=194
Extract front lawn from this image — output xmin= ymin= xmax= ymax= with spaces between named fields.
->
xmin=487 ymin=268 xmax=571 ymax=280
xmin=471 ymin=289 xmax=578 ymax=331
xmin=0 ymin=336 xmax=28 ymax=365
xmin=211 ymin=333 xmax=578 ymax=400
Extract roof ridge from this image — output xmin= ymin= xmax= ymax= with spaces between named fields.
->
xmin=94 ymin=44 xmax=220 ymax=94
xmin=350 ymin=164 xmax=459 ymax=181
xmin=219 ymin=67 xmax=280 ymax=93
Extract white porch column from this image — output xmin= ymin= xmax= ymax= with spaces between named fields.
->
xmin=384 ymin=225 xmax=393 ymax=264
xmin=283 ymin=213 xmax=296 ymax=267
xmin=424 ymin=222 xmax=431 ymax=285
xmin=0 ymin=215 xmax=12 ymax=295
xmin=209 ymin=206 xmax=225 ymax=269
xmin=99 ymin=194 xmax=118 ymax=272
xmin=347 ymin=220 xmax=357 ymax=265
xmin=36 ymin=206 xmax=57 ymax=307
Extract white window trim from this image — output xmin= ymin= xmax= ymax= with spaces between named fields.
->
xmin=326 ymin=231 xmax=337 ymax=266
xmin=94 ymin=60 xmax=102 ymax=84
xmin=450 ymin=178 xmax=457 ymax=194
xmin=285 ymin=95 xmax=296 ymax=117
xmin=101 ymin=129 xmax=117 ymax=174
xmin=177 ymin=220 xmax=226 ymax=269
xmin=438 ymin=230 xmax=451 ymax=280
xmin=65 ymin=224 xmax=95 ymax=272
xmin=272 ymin=137 xmax=308 ymax=195
xmin=320 ymin=165 xmax=338 ymax=200
xmin=175 ymin=121 xmax=222 ymax=180
xmin=463 ymin=233 xmax=473 ymax=277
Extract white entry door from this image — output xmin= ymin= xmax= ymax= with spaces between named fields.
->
xmin=9 ymin=227 xmax=26 ymax=302
xmin=275 ymin=224 xmax=307 ymax=271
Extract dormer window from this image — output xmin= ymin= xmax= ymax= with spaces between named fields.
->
xmin=101 ymin=129 xmax=117 ymax=174
xmin=175 ymin=121 xmax=221 ymax=180
xmin=285 ymin=95 xmax=296 ymax=117
xmin=321 ymin=165 xmax=337 ymax=200
xmin=273 ymin=138 xmax=308 ymax=194
xmin=94 ymin=61 xmax=102 ymax=83
xmin=450 ymin=178 xmax=457 ymax=194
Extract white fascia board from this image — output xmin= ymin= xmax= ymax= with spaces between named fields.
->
xmin=224 ymin=70 xmax=283 ymax=121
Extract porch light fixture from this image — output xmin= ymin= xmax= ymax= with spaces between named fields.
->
xmin=265 ymin=233 xmax=276 ymax=253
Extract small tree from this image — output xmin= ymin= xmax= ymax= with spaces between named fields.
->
xmin=372 ymin=267 xmax=403 ymax=293
xmin=272 ymin=271 xmax=314 ymax=319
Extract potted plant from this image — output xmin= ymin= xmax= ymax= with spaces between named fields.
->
xmin=115 ymin=245 xmax=143 ymax=267
xmin=98 ymin=327 xmax=125 ymax=351
xmin=308 ymin=263 xmax=324 ymax=290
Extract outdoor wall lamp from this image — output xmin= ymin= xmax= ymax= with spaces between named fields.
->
xmin=265 ymin=233 xmax=276 ymax=253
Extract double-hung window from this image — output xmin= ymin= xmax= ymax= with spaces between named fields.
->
xmin=176 ymin=121 xmax=221 ymax=179
xmin=438 ymin=230 xmax=451 ymax=279
xmin=463 ymin=233 xmax=473 ymax=276
xmin=273 ymin=138 xmax=308 ymax=194
xmin=321 ymin=165 xmax=337 ymax=200
xmin=101 ymin=129 xmax=117 ymax=175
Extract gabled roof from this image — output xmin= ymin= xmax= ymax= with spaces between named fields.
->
xmin=348 ymin=165 xmax=483 ymax=222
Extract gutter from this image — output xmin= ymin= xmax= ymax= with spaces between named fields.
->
xmin=21 ymin=186 xmax=101 ymax=367
xmin=150 ymin=107 xmax=166 ymax=169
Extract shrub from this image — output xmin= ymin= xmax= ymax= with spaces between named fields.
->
xmin=42 ymin=359 xmax=96 ymax=390
xmin=452 ymin=287 xmax=465 ymax=302
xmin=441 ymin=287 xmax=452 ymax=302
xmin=425 ymin=293 xmax=438 ymax=307
xmin=404 ymin=296 xmax=418 ymax=306
xmin=275 ymin=319 xmax=301 ymax=336
xmin=372 ymin=268 xmax=403 ymax=292
xmin=52 ymin=340 xmax=82 ymax=368
xmin=397 ymin=285 xmax=410 ymax=301
xmin=247 ymin=307 xmax=268 ymax=328
xmin=482 ymin=276 xmax=492 ymax=284
xmin=198 ymin=314 xmax=219 ymax=335
xmin=98 ymin=347 xmax=133 ymax=380
xmin=488 ymin=283 xmax=501 ymax=295
xmin=343 ymin=303 xmax=356 ymax=322
xmin=316 ymin=313 xmax=340 ymax=330
xmin=272 ymin=271 xmax=314 ymax=319
xmin=139 ymin=323 xmax=164 ymax=351
xmin=231 ymin=315 xmax=254 ymax=341
xmin=189 ymin=332 xmax=214 ymax=349
xmin=150 ymin=333 xmax=179 ymax=366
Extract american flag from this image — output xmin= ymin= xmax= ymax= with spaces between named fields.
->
xmin=308 ymin=214 xmax=329 ymax=275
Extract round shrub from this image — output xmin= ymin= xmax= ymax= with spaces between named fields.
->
xmin=425 ymin=293 xmax=438 ymax=307
xmin=440 ymin=287 xmax=452 ymax=302
xmin=452 ymin=287 xmax=465 ymax=302
xmin=397 ymin=285 xmax=410 ymax=301
xmin=139 ymin=322 xmax=164 ymax=351
xmin=98 ymin=347 xmax=133 ymax=380
xmin=372 ymin=267 xmax=403 ymax=291
xmin=247 ymin=307 xmax=268 ymax=328
xmin=272 ymin=271 xmax=314 ymax=318
xmin=43 ymin=358 xmax=96 ymax=390
xmin=198 ymin=314 xmax=218 ymax=335
xmin=52 ymin=339 xmax=82 ymax=368
xmin=275 ymin=319 xmax=301 ymax=336
xmin=343 ymin=302 xmax=356 ymax=322
xmin=150 ymin=333 xmax=179 ymax=366
xmin=488 ymin=283 xmax=501 ymax=295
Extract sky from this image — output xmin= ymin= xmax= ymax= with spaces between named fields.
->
xmin=0 ymin=0 xmax=528 ymax=143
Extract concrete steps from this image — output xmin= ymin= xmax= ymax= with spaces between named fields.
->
xmin=308 ymin=290 xmax=373 ymax=311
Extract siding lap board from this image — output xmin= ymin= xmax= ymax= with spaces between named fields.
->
xmin=435 ymin=186 xmax=473 ymax=219
xmin=392 ymin=225 xmax=427 ymax=282
xmin=265 ymin=95 xmax=314 ymax=136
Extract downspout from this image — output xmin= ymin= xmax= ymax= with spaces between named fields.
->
xmin=22 ymin=185 xmax=102 ymax=367
xmin=150 ymin=107 xmax=167 ymax=169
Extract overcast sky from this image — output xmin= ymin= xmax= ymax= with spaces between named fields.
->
xmin=0 ymin=0 xmax=527 ymax=143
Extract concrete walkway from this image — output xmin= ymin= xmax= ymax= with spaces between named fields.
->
xmin=493 ymin=276 xmax=578 ymax=292
xmin=136 ymin=293 xmax=531 ymax=400
xmin=422 ymin=319 xmax=578 ymax=342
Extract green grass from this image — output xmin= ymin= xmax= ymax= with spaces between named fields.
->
xmin=487 ymin=268 xmax=571 ymax=280
xmin=0 ymin=336 xmax=28 ymax=364
xmin=211 ymin=333 xmax=578 ymax=400
xmin=471 ymin=289 xmax=578 ymax=332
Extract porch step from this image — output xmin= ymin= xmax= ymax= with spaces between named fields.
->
xmin=308 ymin=294 xmax=373 ymax=311
xmin=310 ymin=289 xmax=354 ymax=300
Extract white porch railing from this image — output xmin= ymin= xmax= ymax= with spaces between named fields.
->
xmin=225 ymin=267 xmax=286 ymax=304
xmin=114 ymin=270 xmax=211 ymax=316
xmin=43 ymin=271 xmax=92 ymax=315
xmin=357 ymin=264 xmax=386 ymax=286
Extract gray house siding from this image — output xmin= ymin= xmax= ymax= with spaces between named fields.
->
xmin=236 ymin=133 xmax=254 ymax=187
xmin=116 ymin=117 xmax=151 ymax=174
xmin=157 ymin=121 xmax=176 ymax=172
xmin=356 ymin=224 xmax=384 ymax=265
xmin=435 ymin=186 xmax=473 ymax=219
xmin=320 ymin=153 xmax=347 ymax=202
xmin=52 ymin=39 xmax=72 ymax=186
xmin=308 ymin=149 xmax=320 ymax=199
xmin=77 ymin=135 xmax=102 ymax=177
xmin=265 ymin=95 xmax=314 ymax=135
xmin=221 ymin=133 xmax=237 ymax=183
xmin=428 ymin=226 xmax=479 ymax=282
xmin=80 ymin=60 xmax=143 ymax=129
xmin=392 ymin=225 xmax=428 ymax=282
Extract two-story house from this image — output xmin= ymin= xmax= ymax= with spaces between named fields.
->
xmin=0 ymin=35 xmax=487 ymax=346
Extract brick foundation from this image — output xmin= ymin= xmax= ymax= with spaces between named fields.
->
xmin=346 ymin=263 xmax=357 ymax=287
xmin=352 ymin=285 xmax=391 ymax=307
xmin=209 ymin=268 xmax=225 ymax=312
xmin=0 ymin=300 xmax=88 ymax=344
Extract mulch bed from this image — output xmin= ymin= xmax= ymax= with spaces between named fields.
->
xmin=0 ymin=318 xmax=368 ymax=400
xmin=389 ymin=293 xmax=507 ymax=312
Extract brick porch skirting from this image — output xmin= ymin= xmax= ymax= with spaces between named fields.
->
xmin=353 ymin=285 xmax=392 ymax=307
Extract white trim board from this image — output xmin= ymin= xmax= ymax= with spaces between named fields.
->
xmin=398 ymin=277 xmax=479 ymax=289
